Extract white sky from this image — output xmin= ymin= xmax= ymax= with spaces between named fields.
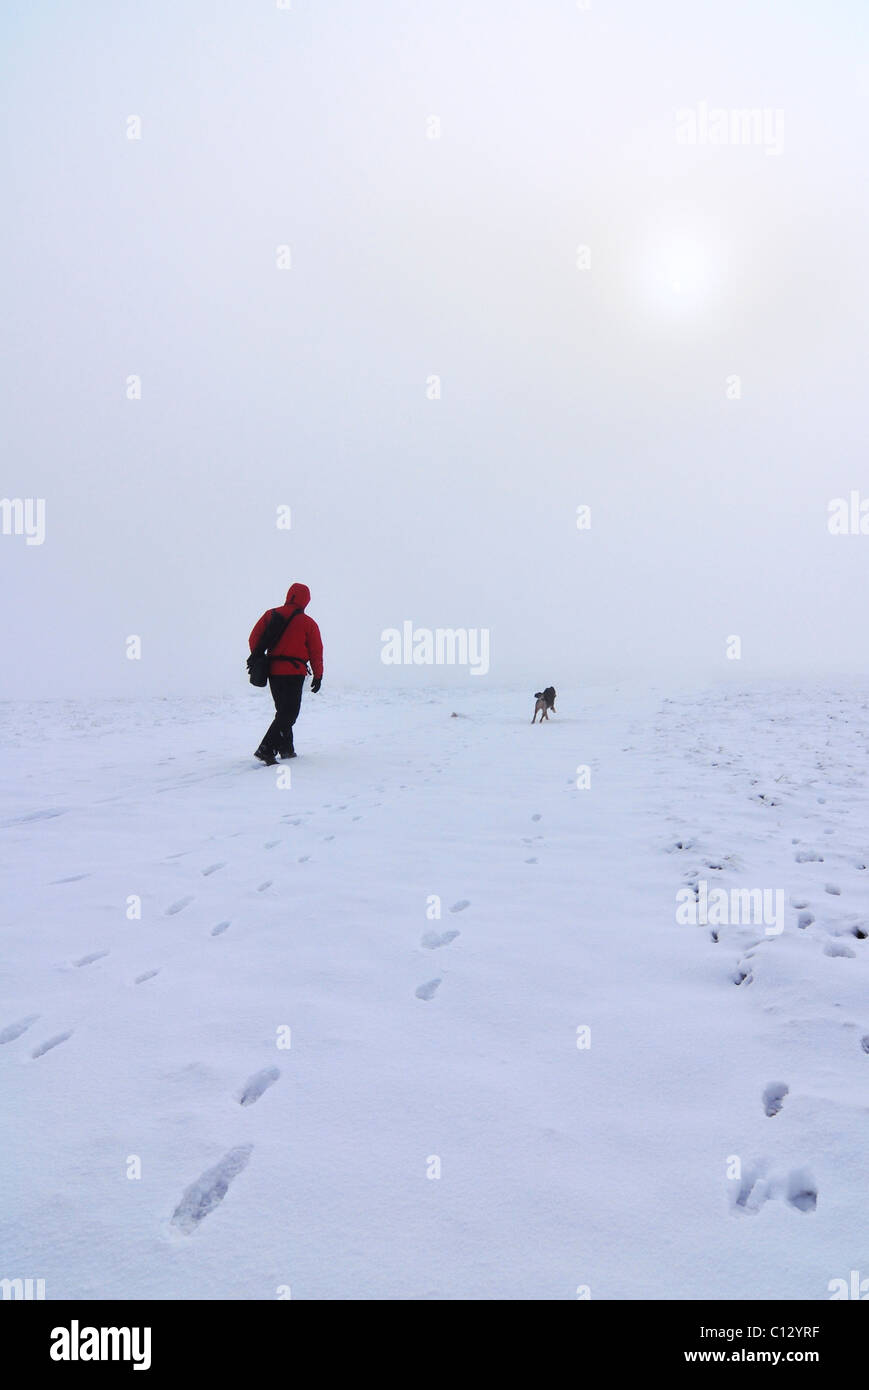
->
xmin=1 ymin=0 xmax=867 ymax=695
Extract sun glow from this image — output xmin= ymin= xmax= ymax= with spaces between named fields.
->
xmin=638 ymin=220 xmax=725 ymax=321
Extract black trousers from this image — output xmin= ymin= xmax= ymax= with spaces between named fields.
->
xmin=261 ymin=674 xmax=306 ymax=754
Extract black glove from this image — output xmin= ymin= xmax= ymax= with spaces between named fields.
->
xmin=310 ymin=677 xmax=322 ymax=693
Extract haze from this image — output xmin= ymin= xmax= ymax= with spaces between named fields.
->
xmin=1 ymin=0 xmax=866 ymax=696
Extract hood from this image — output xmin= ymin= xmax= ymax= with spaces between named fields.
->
xmin=285 ymin=583 xmax=311 ymax=610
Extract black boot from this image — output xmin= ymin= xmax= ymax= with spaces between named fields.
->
xmin=254 ymin=743 xmax=278 ymax=765
xmin=277 ymin=741 xmax=296 ymax=759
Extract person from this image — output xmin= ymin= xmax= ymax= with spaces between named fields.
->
xmin=249 ymin=583 xmax=323 ymax=763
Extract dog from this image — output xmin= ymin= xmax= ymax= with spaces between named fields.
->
xmin=532 ymin=687 xmax=557 ymax=723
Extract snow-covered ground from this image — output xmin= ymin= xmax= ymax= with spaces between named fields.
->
xmin=1 ymin=681 xmax=868 ymax=1300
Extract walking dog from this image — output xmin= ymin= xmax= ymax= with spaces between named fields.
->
xmin=532 ymin=687 xmax=557 ymax=723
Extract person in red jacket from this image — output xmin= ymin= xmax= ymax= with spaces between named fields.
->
xmin=249 ymin=583 xmax=324 ymax=762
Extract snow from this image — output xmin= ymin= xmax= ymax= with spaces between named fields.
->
xmin=1 ymin=681 xmax=868 ymax=1299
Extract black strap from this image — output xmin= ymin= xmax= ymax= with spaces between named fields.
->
xmin=269 ymin=654 xmax=308 ymax=668
xmin=253 ymin=607 xmax=303 ymax=662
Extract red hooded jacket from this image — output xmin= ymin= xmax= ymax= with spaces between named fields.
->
xmin=249 ymin=583 xmax=324 ymax=679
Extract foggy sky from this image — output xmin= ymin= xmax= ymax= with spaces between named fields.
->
xmin=2 ymin=0 xmax=867 ymax=697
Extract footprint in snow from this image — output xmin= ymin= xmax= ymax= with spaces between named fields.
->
xmin=415 ymin=979 xmax=441 ymax=1001
xmin=257 ymin=881 xmax=272 ymax=892
xmin=298 ymin=855 xmax=310 ymax=863
xmin=170 ymin=1145 xmax=253 ymax=1234
xmin=797 ymin=911 xmax=815 ymax=929
xmin=201 ymin=862 xmax=225 ymax=876
xmin=50 ymin=873 xmax=90 ymax=884
xmin=238 ymin=1067 xmax=280 ymax=1107
xmin=861 ymin=1036 xmax=869 ymax=1054
xmin=264 ymin=841 xmax=280 ymax=850
xmin=762 ymin=1082 xmax=788 ymax=1117
xmin=421 ymin=929 xmax=460 ymax=950
xmin=786 ymin=1168 xmax=818 ymax=1213
xmin=134 ymin=969 xmax=160 ymax=984
xmin=525 ymin=857 xmax=538 ymax=864
xmin=732 ymin=1162 xmax=771 ymax=1215
xmin=73 ymin=950 xmax=109 ymax=968
xmin=0 ymin=1014 xmax=39 ymax=1044
xmin=824 ymin=940 xmax=855 ymax=958
xmin=450 ymin=900 xmax=470 ymax=914
xmin=211 ymin=921 xmax=231 ymax=937
xmin=32 ymin=1031 xmax=73 ymax=1059
xmin=531 ymin=814 xmax=542 ymax=822
xmin=166 ymin=896 xmax=194 ymax=916
xmin=825 ymin=883 xmax=841 ymax=896
xmin=795 ymin=849 xmax=824 ymax=863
